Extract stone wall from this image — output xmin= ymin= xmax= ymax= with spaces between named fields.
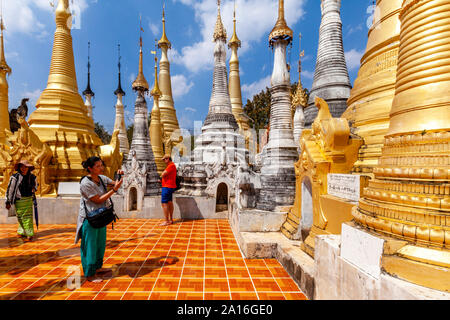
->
xmin=0 ymin=195 xmax=224 ymax=224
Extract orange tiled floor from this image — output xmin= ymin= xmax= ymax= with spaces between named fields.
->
xmin=0 ymin=219 xmax=307 ymax=300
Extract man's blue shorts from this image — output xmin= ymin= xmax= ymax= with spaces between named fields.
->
xmin=161 ymin=187 xmax=176 ymax=203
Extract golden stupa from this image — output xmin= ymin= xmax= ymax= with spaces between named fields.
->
xmin=150 ymin=53 xmax=165 ymax=175
xmin=0 ymin=15 xmax=11 ymax=147
xmin=228 ymin=5 xmax=251 ymax=148
xmin=0 ymin=0 xmax=121 ymax=196
xmin=342 ymin=0 xmax=402 ymax=174
xmin=353 ymin=0 xmax=450 ymax=292
xmin=26 ymin=0 xmax=103 ymax=184
xmin=157 ymin=7 xmax=183 ymax=156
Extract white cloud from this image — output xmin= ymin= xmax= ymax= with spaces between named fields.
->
xmin=124 ymin=110 xmax=135 ymax=125
xmin=2 ymin=0 xmax=91 ymax=36
xmin=129 ymin=73 xmax=136 ymax=83
xmin=301 ymin=70 xmax=314 ymax=80
xmin=149 ymin=22 xmax=160 ymax=37
xmin=241 ymin=75 xmax=271 ymax=99
xmin=185 ymin=107 xmax=196 ymax=113
xmin=5 ymin=51 xmax=19 ymax=60
xmin=346 ymin=24 xmax=363 ymax=37
xmin=172 ymin=0 xmax=306 ymax=73
xmin=22 ymin=89 xmax=43 ymax=110
xmin=171 ymin=74 xmax=194 ymax=99
xmin=345 ymin=49 xmax=364 ymax=71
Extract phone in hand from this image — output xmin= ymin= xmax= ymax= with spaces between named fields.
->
xmin=114 ymin=172 xmax=122 ymax=181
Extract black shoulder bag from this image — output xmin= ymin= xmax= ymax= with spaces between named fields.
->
xmin=83 ymin=177 xmax=119 ymax=229
xmin=175 ymin=175 xmax=183 ymax=191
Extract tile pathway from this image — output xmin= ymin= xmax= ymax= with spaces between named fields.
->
xmin=0 ymin=219 xmax=307 ymax=300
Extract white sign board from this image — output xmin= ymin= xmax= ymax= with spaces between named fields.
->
xmin=57 ymin=182 xmax=80 ymax=197
xmin=327 ymin=173 xmax=360 ymax=202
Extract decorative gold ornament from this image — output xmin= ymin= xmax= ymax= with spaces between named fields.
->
xmin=281 ymin=97 xmax=362 ymax=256
xmin=99 ymin=129 xmax=122 ymax=181
xmin=269 ymin=0 xmax=293 ymax=46
xmin=0 ymin=117 xmax=54 ymax=196
xmin=213 ymin=0 xmax=227 ymax=42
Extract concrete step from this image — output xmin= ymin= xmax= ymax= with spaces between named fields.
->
xmin=234 ymin=230 xmax=315 ymax=299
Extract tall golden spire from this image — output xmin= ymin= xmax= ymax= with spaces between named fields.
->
xmin=151 ymin=52 xmax=161 ymax=98
xmin=150 ymin=49 xmax=165 ymax=174
xmin=0 ymin=16 xmax=11 ymax=76
xmin=213 ymin=0 xmax=227 ymax=42
xmin=228 ymin=3 xmax=241 ymax=48
xmin=132 ymin=16 xmax=149 ymax=92
xmin=269 ymin=0 xmax=293 ymax=46
xmin=157 ymin=5 xmax=182 ymax=156
xmin=292 ymin=33 xmax=307 ymax=109
xmin=228 ymin=2 xmax=250 ymax=139
xmin=158 ymin=3 xmax=171 ymax=49
xmin=0 ymin=9 xmax=11 ymax=145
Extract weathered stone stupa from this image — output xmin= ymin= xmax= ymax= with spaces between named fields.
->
xmin=257 ymin=0 xmax=298 ymax=211
xmin=342 ymin=0 xmax=402 ymax=174
xmin=304 ymin=0 xmax=351 ymax=128
xmin=113 ymin=44 xmax=130 ymax=159
xmin=180 ymin=0 xmax=248 ymax=198
xmin=122 ymin=30 xmax=160 ymax=198
xmin=353 ymin=0 xmax=450 ymax=292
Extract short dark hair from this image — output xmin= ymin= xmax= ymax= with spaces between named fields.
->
xmin=82 ymin=156 xmax=103 ymax=173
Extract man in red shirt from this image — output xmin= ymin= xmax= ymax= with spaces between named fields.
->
xmin=160 ymin=154 xmax=177 ymax=226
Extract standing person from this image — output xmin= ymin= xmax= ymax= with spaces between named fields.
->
xmin=160 ymin=154 xmax=177 ymax=226
xmin=5 ymin=160 xmax=37 ymax=242
xmin=74 ymin=156 xmax=123 ymax=283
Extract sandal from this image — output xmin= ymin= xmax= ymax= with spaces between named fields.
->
xmin=87 ymin=276 xmax=103 ymax=283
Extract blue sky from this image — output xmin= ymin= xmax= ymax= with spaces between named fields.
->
xmin=4 ymin=0 xmax=373 ymax=132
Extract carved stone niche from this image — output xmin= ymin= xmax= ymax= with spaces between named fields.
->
xmin=122 ymin=149 xmax=147 ymax=212
xmin=280 ymin=97 xmax=363 ymax=257
xmin=124 ymin=184 xmax=144 ymax=212
xmin=235 ymin=163 xmax=261 ymax=210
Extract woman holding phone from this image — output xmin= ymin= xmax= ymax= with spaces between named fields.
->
xmin=75 ymin=156 xmax=123 ymax=283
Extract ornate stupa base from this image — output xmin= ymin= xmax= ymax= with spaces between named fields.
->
xmin=350 ymin=210 xmax=449 ymax=292
xmin=179 ymin=117 xmax=248 ymax=199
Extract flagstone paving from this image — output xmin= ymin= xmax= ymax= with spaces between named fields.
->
xmin=0 ymin=219 xmax=307 ymax=300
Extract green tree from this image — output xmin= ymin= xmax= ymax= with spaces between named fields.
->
xmin=243 ymin=87 xmax=271 ymax=136
xmin=243 ymin=82 xmax=309 ymax=146
xmin=94 ymin=122 xmax=112 ymax=145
